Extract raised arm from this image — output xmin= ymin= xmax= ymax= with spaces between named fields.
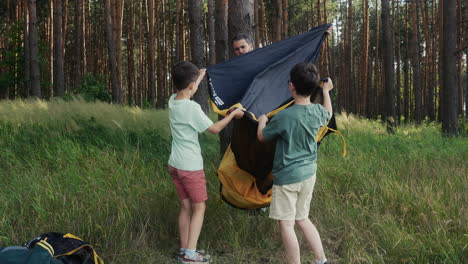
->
xmin=321 ymin=78 xmax=334 ymax=118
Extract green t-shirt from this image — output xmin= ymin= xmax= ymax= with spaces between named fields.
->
xmin=262 ymin=103 xmax=330 ymax=185
xmin=168 ymin=94 xmax=214 ymax=171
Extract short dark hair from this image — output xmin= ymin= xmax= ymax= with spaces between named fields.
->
xmin=172 ymin=61 xmax=199 ymax=91
xmin=232 ymin=34 xmax=253 ymax=45
xmin=289 ymin=63 xmax=320 ymax=97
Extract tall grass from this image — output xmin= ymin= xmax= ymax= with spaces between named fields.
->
xmin=0 ymin=99 xmax=466 ymax=263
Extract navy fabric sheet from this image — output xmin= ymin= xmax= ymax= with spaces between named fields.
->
xmin=207 ymin=24 xmax=331 ymax=119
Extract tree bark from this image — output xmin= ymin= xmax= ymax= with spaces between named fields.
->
xmin=361 ymin=0 xmax=369 ymax=115
xmin=104 ymin=0 xmax=121 ymax=104
xmin=23 ymin=0 xmax=31 ymax=97
xmin=441 ymin=0 xmax=458 ymax=135
xmin=403 ymin=1 xmax=410 ymax=122
xmin=73 ymin=0 xmax=83 ymax=89
xmin=438 ymin=0 xmax=444 ymax=121
xmin=157 ymin=0 xmax=165 ymax=108
xmin=370 ymin=0 xmax=379 ymax=118
xmin=138 ymin=0 xmax=144 ymax=106
xmin=28 ymin=0 xmax=41 ymax=98
xmin=188 ymin=0 xmax=209 ymax=112
xmin=282 ymin=0 xmax=288 ymax=39
xmin=275 ymin=0 xmax=283 ymax=41
xmin=456 ymin=0 xmax=463 ymax=115
xmin=53 ymin=0 xmax=65 ymax=97
xmin=346 ymin=0 xmax=354 ymax=113
xmin=421 ymin=0 xmax=435 ymax=120
xmin=382 ymin=0 xmax=395 ymax=122
xmin=228 ymin=0 xmax=254 ymax=58
xmin=254 ymin=0 xmax=260 ymax=48
xmin=259 ymin=0 xmax=268 ymax=46
xmin=410 ymin=0 xmax=422 ymax=123
xmin=147 ymin=0 xmax=156 ymax=106
xmin=127 ymin=0 xmax=135 ymax=105
xmin=111 ymin=0 xmax=124 ymax=96
xmin=207 ymin=0 xmax=216 ymax=65
xmin=395 ymin=0 xmax=401 ymax=123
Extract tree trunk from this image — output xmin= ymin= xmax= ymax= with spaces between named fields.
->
xmin=254 ymin=0 xmax=260 ymax=48
xmin=147 ymin=0 xmax=156 ymax=106
xmin=275 ymin=0 xmax=283 ymax=41
xmin=438 ymin=0 xmax=444 ymax=121
xmin=228 ymin=0 xmax=254 ymax=58
xmin=138 ymin=0 xmax=144 ymax=106
xmin=282 ymin=0 xmax=288 ymax=39
xmin=23 ymin=0 xmax=31 ymax=97
xmin=207 ymin=0 xmax=216 ymax=65
xmin=422 ymin=0 xmax=435 ymax=120
xmin=456 ymin=0 xmax=463 ymax=115
xmin=441 ymin=0 xmax=458 ymax=135
xmin=346 ymin=0 xmax=354 ymax=113
xmin=53 ymin=0 xmax=65 ymax=97
xmin=317 ymin=0 xmax=321 ymax=25
xmin=395 ymin=0 xmax=401 ymax=123
xmin=104 ymin=0 xmax=121 ymax=104
xmin=215 ymin=0 xmax=229 ymax=154
xmin=111 ymin=0 xmax=124 ymax=97
xmin=47 ymin=0 xmax=53 ymax=98
xmin=259 ymin=0 xmax=268 ymax=46
xmin=175 ymin=0 xmax=182 ymax=62
xmin=370 ymin=0 xmax=379 ymax=118
xmin=188 ymin=0 xmax=209 ymax=112
xmin=361 ymin=0 xmax=369 ymax=115
xmin=28 ymin=0 xmax=41 ymax=98
xmin=74 ymin=0 xmax=83 ymax=89
xmin=127 ymin=0 xmax=135 ymax=105
xmin=410 ymin=0 xmax=422 ymax=123
xmin=382 ymin=0 xmax=395 ymax=125
xmin=403 ymin=1 xmax=410 ymax=122
xmin=157 ymin=0 xmax=165 ymax=108
xmin=81 ymin=0 xmax=87 ymax=76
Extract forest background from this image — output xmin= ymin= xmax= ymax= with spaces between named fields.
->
xmin=0 ymin=0 xmax=467 ymax=263
xmin=0 ymin=0 xmax=467 ymax=134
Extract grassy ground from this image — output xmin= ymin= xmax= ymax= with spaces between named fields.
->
xmin=0 ymin=99 xmax=467 ymax=263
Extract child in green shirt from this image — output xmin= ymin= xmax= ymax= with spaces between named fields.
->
xmin=257 ymin=63 xmax=333 ymax=264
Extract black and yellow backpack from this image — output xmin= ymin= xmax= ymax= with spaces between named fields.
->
xmin=0 ymin=232 xmax=104 ymax=264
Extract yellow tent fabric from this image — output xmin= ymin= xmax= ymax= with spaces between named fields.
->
xmin=218 ymin=145 xmax=272 ymax=209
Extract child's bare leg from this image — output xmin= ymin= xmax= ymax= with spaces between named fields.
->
xmin=279 ymin=220 xmax=301 ymax=264
xmin=179 ymin=199 xmax=192 ymax=249
xmin=186 ymin=201 xmax=206 ymax=250
xmin=295 ymin=218 xmax=326 ymax=262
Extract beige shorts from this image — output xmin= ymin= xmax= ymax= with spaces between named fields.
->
xmin=269 ymin=175 xmax=316 ymax=220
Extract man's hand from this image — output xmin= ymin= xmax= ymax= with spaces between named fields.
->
xmin=326 ymin=26 xmax=333 ymax=35
xmin=322 ymin=77 xmax=334 ymax=92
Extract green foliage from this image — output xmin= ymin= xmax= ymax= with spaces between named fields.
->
xmin=71 ymin=73 xmax=111 ymax=102
xmin=0 ymin=21 xmax=24 ymax=94
xmin=0 ymin=101 xmax=467 ymax=263
xmin=458 ymin=117 xmax=468 ymax=136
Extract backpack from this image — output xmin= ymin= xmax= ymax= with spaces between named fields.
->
xmin=23 ymin=232 xmax=104 ymax=264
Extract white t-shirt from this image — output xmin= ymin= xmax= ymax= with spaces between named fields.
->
xmin=168 ymin=94 xmax=214 ymax=171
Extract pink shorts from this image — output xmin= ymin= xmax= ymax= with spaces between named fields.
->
xmin=168 ymin=166 xmax=208 ymax=203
